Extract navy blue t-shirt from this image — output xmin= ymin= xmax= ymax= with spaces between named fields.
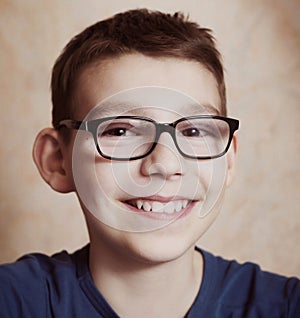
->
xmin=0 ymin=245 xmax=299 ymax=317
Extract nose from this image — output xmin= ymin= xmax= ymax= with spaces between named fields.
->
xmin=140 ymin=132 xmax=186 ymax=179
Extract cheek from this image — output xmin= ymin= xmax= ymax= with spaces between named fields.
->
xmin=71 ymin=132 xmax=137 ymax=200
xmin=193 ymin=160 xmax=214 ymax=190
xmin=72 ymin=136 xmax=99 ymax=196
xmin=94 ymin=161 xmax=119 ymax=197
xmin=197 ymin=157 xmax=228 ymax=217
xmin=94 ymin=161 xmax=146 ymax=198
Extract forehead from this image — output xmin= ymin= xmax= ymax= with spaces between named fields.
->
xmin=85 ymin=89 xmax=219 ymax=121
xmin=72 ymin=54 xmax=221 ymax=119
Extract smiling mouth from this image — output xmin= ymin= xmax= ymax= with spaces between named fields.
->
xmin=123 ymin=197 xmax=196 ymax=219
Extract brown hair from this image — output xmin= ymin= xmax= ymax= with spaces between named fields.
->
xmin=51 ymin=8 xmax=226 ymax=128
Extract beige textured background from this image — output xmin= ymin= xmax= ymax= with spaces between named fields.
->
xmin=0 ymin=0 xmax=299 ymax=277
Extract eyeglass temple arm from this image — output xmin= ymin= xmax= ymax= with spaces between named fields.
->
xmin=56 ymin=119 xmax=85 ymax=130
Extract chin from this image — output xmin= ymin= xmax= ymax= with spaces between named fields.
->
xmin=126 ymin=206 xmax=222 ymax=265
xmin=120 ymin=221 xmax=203 ymax=265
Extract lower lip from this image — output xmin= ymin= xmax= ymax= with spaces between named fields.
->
xmin=122 ymin=201 xmax=198 ymax=220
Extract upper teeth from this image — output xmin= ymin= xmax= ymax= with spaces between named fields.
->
xmin=130 ymin=199 xmax=189 ymax=214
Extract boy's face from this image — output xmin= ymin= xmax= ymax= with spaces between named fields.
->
xmin=69 ymin=54 xmax=235 ymax=263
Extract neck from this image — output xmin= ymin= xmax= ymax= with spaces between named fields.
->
xmin=89 ymin=241 xmax=203 ymax=318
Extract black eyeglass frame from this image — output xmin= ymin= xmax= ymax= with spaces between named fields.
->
xmin=57 ymin=115 xmax=239 ymax=161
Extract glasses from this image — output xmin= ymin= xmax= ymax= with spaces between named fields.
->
xmin=57 ymin=115 xmax=239 ymax=161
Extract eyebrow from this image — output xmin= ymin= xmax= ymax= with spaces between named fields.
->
xmin=88 ymin=100 xmax=220 ymax=118
xmin=181 ymin=103 xmax=220 ymax=115
xmin=90 ymin=101 xmax=142 ymax=117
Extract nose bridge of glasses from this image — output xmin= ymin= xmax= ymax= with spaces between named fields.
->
xmin=154 ymin=122 xmax=177 ymax=145
xmin=157 ymin=122 xmax=175 ymax=136
xmin=147 ymin=123 xmax=184 ymax=168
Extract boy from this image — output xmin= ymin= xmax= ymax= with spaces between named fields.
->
xmin=0 ymin=8 xmax=299 ymax=318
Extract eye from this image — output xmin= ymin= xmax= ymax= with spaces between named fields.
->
xmin=100 ymin=123 xmax=136 ymax=137
xmin=181 ymin=127 xmax=208 ymax=137
xmin=103 ymin=127 xmax=129 ymax=137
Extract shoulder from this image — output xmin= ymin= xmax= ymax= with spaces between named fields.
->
xmin=194 ymin=248 xmax=300 ymax=317
xmin=0 ymin=245 xmax=88 ymax=317
xmin=0 ymin=247 xmax=80 ymax=285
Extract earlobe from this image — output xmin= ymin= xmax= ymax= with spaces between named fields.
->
xmin=226 ymin=135 xmax=238 ymax=187
xmin=32 ymin=128 xmax=75 ymax=193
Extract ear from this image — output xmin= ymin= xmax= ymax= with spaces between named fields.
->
xmin=226 ymin=135 xmax=238 ymax=187
xmin=32 ymin=128 xmax=75 ymax=193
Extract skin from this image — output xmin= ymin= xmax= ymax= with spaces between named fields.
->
xmin=33 ymin=54 xmax=237 ymax=317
